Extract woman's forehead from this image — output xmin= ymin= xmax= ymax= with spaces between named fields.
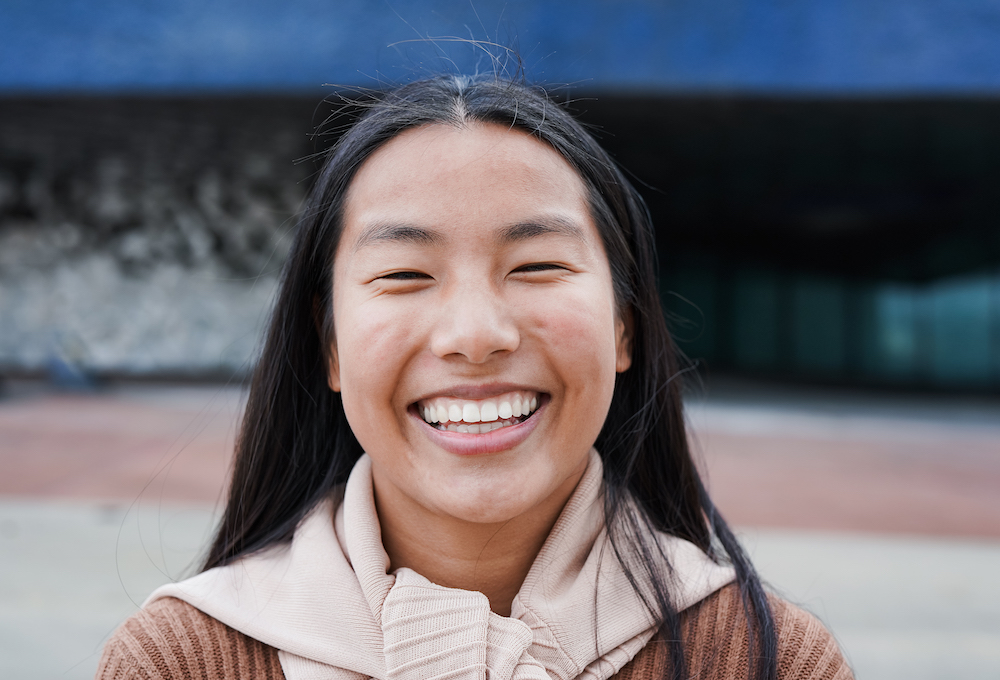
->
xmin=340 ymin=122 xmax=591 ymax=240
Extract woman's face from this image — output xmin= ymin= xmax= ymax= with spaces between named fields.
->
xmin=329 ymin=122 xmax=631 ymax=528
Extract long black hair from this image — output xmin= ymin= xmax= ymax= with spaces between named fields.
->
xmin=203 ymin=74 xmax=777 ymax=680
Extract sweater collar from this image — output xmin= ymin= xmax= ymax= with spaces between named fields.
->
xmin=148 ymin=451 xmax=735 ymax=680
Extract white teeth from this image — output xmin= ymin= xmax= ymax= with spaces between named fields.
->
xmin=480 ymin=401 xmax=498 ymax=422
xmin=498 ymin=401 xmax=513 ymax=419
xmin=457 ymin=424 xmax=470 ymax=434
xmin=462 ymin=403 xmax=481 ymax=423
xmin=419 ymin=391 xmax=541 ymax=429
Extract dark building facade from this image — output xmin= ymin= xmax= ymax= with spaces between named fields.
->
xmin=2 ymin=0 xmax=998 ymax=389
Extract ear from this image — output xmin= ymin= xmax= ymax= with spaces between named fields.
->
xmin=326 ymin=344 xmax=342 ymax=393
xmin=614 ymin=308 xmax=633 ymax=373
xmin=314 ymin=294 xmax=341 ymax=393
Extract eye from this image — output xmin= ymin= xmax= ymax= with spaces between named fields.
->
xmin=379 ymin=271 xmax=431 ymax=280
xmin=513 ymin=262 xmax=567 ymax=273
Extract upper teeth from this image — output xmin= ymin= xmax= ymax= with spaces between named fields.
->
xmin=419 ymin=391 xmax=539 ymax=425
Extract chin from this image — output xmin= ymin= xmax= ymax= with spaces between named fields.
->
xmin=430 ymin=472 xmax=550 ymax=525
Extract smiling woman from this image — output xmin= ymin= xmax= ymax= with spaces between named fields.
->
xmin=330 ymin=123 xmax=629 ymax=611
xmin=96 ymin=76 xmax=853 ymax=680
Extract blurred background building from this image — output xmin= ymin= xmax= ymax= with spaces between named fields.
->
xmin=1 ymin=0 xmax=999 ymax=390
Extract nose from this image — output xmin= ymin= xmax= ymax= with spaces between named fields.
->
xmin=429 ymin=282 xmax=520 ymax=363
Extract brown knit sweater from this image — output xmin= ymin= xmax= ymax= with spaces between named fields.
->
xmin=97 ymin=583 xmax=852 ymax=680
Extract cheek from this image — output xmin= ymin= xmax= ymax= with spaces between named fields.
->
xmin=333 ymin=301 xmax=422 ymax=438
xmin=524 ymin=287 xmax=620 ymax=394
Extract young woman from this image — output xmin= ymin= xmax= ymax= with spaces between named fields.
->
xmin=97 ymin=75 xmax=852 ymax=680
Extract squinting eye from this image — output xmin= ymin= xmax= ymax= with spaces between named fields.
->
xmin=380 ymin=271 xmax=431 ymax=280
xmin=514 ymin=263 xmax=565 ymax=273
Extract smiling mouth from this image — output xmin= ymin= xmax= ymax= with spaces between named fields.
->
xmin=416 ymin=390 xmax=540 ymax=434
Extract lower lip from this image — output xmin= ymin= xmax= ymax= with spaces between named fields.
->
xmin=413 ymin=400 xmax=545 ymax=456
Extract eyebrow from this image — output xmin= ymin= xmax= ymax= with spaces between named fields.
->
xmin=353 ymin=223 xmax=437 ymax=251
xmin=496 ymin=217 xmax=586 ymax=244
xmin=353 ymin=216 xmax=586 ymax=251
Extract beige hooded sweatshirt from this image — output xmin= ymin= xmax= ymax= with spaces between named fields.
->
xmin=146 ymin=451 xmax=736 ymax=680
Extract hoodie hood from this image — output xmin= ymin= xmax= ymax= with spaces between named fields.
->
xmin=148 ymin=451 xmax=735 ymax=680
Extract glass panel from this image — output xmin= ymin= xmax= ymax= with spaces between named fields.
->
xmin=791 ymin=277 xmax=846 ymax=374
xmin=873 ymin=285 xmax=918 ymax=379
xmin=732 ymin=268 xmax=780 ymax=370
xmin=662 ymin=262 xmax=720 ymax=361
xmin=930 ymin=275 xmax=992 ymax=385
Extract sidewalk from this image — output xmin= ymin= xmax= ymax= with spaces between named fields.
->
xmin=1 ymin=379 xmax=998 ymax=679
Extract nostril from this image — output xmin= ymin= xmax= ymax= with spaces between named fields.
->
xmin=429 ymin=303 xmax=520 ymax=362
xmin=430 ymin=329 xmax=520 ymax=361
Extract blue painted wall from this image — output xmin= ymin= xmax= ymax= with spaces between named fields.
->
xmin=3 ymin=0 xmax=1000 ymax=94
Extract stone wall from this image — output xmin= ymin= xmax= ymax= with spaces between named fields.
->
xmin=0 ymin=96 xmax=322 ymax=378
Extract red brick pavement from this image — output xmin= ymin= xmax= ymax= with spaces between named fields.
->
xmin=2 ymin=386 xmax=998 ymax=538
xmin=0 ymin=388 xmax=240 ymax=505
xmin=693 ymin=426 xmax=1000 ymax=538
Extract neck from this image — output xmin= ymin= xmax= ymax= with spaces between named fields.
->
xmin=373 ymin=468 xmax=585 ymax=617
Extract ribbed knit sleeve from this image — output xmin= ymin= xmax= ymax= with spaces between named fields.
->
xmin=615 ymin=584 xmax=854 ymax=680
xmin=96 ymin=597 xmax=284 ymax=680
